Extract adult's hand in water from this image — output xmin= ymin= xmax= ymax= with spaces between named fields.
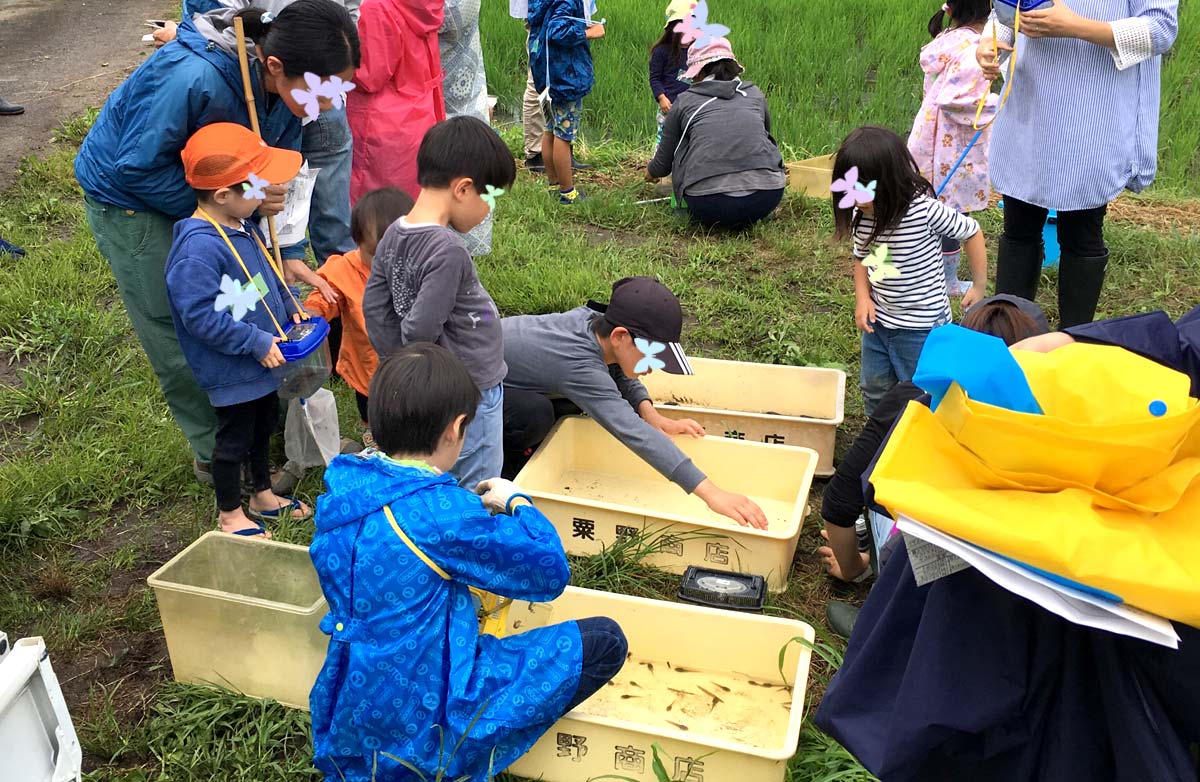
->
xmin=695 ymin=480 xmax=769 ymax=529
xmin=976 ymin=37 xmax=1013 ymax=80
xmin=259 ymin=183 xmax=288 ymax=217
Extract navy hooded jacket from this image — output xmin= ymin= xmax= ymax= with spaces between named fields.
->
xmin=528 ymin=0 xmax=594 ymax=104
xmin=74 ymin=11 xmax=306 ymax=259
xmin=164 ymin=217 xmax=297 ymax=407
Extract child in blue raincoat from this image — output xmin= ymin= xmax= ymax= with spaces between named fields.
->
xmin=309 ymin=343 xmax=627 ymax=782
xmin=527 ymin=0 xmax=605 ymax=204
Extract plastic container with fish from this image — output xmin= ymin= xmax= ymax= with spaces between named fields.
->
xmin=273 ymin=316 xmax=332 ymax=400
xmin=146 ymin=532 xmax=329 ymax=709
xmin=504 ymin=586 xmax=815 ymax=782
xmin=640 ymin=356 xmax=845 ymax=476
xmin=514 ymin=416 xmax=817 ymax=591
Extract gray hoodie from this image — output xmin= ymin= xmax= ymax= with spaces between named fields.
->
xmin=502 ymin=307 xmax=707 ymax=493
xmin=647 ymin=78 xmax=786 ymax=203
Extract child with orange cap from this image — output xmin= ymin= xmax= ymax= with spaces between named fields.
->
xmin=303 ymin=187 xmax=414 ymax=447
xmin=165 ymin=122 xmax=313 ymax=537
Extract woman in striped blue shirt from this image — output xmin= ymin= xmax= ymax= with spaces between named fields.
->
xmin=834 ymin=127 xmax=988 ymax=416
xmin=979 ymin=0 xmax=1179 ymax=328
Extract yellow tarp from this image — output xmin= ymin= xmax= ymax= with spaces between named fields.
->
xmin=872 ymin=342 xmax=1200 ymax=625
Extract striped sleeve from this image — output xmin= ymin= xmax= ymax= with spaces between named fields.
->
xmin=925 ymin=198 xmax=980 ymax=241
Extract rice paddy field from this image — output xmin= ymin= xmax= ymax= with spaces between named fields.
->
xmin=481 ymin=0 xmax=1200 ymax=194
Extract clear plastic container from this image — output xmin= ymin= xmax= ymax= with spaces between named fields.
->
xmin=504 ymin=586 xmax=815 ymax=782
xmin=515 ymin=416 xmax=817 ymax=592
xmin=146 ymin=532 xmax=329 ymax=709
xmin=273 ymin=316 xmax=332 ymax=400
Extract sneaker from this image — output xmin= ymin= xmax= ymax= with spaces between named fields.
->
xmin=271 ymin=460 xmax=306 ymax=496
xmin=193 ymin=458 xmax=214 ymax=487
xmin=524 ymin=152 xmax=545 ymax=172
xmin=571 ymin=154 xmax=592 ymax=171
xmin=558 ymin=188 xmax=585 ymax=205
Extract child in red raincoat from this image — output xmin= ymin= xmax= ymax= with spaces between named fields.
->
xmin=347 ymin=0 xmax=446 ymax=202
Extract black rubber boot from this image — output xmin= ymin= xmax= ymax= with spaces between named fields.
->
xmin=1057 ymin=251 xmax=1109 ymax=328
xmin=826 ymin=601 xmax=860 ymax=639
xmin=994 ymin=236 xmax=1043 ymax=301
xmin=0 ymin=98 xmax=25 ymax=116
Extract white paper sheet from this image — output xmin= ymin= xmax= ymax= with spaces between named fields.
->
xmin=261 ymin=161 xmax=319 ymax=249
xmin=895 ymin=515 xmax=1180 ymax=649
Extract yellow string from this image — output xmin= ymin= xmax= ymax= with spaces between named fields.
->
xmin=251 ymin=230 xmax=309 ymax=321
xmin=383 ymin=505 xmax=452 ymax=580
xmin=973 ymin=0 xmax=1022 ymax=131
xmin=195 ymin=208 xmax=288 ymax=339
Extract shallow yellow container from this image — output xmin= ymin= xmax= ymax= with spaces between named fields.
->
xmin=640 ymin=356 xmax=846 ymax=476
xmin=515 ymin=416 xmax=817 ymax=591
xmin=786 ymin=153 xmax=835 ymax=198
xmin=506 ymin=586 xmax=815 ymax=782
xmin=146 ymin=532 xmax=329 ymax=709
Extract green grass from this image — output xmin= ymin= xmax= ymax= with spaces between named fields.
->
xmin=2 ymin=116 xmax=1199 ymax=780
xmin=481 ymin=0 xmax=1200 ymax=194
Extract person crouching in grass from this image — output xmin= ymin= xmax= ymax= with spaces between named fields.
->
xmin=309 ymin=343 xmax=628 ymax=781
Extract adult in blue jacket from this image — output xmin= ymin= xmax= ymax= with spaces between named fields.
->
xmin=75 ymin=0 xmax=359 ymax=480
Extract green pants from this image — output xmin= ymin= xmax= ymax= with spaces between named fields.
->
xmin=85 ymin=196 xmax=217 ymax=462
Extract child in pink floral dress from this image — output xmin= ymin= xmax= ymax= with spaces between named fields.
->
xmin=907 ymin=0 xmax=997 ymax=297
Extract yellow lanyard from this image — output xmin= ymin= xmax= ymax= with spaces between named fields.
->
xmin=973 ymin=0 xmax=1022 ymax=131
xmin=194 ymin=208 xmax=309 ymax=338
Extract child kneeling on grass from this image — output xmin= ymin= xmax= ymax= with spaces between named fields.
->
xmin=309 ymin=343 xmax=628 ymax=782
xmin=165 ymin=122 xmax=313 ymax=537
xmin=304 ymin=187 xmax=415 ymax=449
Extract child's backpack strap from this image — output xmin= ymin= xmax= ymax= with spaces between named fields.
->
xmin=383 ymin=504 xmax=451 ymax=580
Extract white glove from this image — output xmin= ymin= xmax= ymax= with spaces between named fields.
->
xmin=474 ymin=477 xmax=520 ymax=514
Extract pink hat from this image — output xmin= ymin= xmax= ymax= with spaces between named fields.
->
xmin=683 ymin=37 xmax=738 ymax=80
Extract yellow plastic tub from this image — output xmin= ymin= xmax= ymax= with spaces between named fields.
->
xmin=786 ymin=153 xmax=835 ymax=198
xmin=515 ymin=417 xmax=817 ymax=591
xmin=506 ymin=586 xmax=815 ymax=782
xmin=640 ymin=356 xmax=846 ymax=476
xmin=146 ymin=532 xmax=329 ymax=709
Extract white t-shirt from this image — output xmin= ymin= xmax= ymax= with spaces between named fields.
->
xmin=852 ymin=196 xmax=979 ymax=330
xmin=509 ymin=0 xmax=528 ymax=19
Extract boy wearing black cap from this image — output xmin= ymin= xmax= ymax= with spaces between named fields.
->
xmin=501 ymin=276 xmax=768 ymax=528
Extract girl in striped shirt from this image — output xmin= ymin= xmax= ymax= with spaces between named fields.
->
xmin=833 ymin=126 xmax=988 ymax=415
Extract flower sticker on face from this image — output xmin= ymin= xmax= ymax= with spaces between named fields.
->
xmin=831 ymin=165 xmax=877 ymax=209
xmin=481 ymin=185 xmax=505 ymax=212
xmin=679 ymin=0 xmax=730 ymax=49
xmin=291 ymin=72 xmax=358 ymax=121
xmin=634 ymin=337 xmax=667 ymax=374
xmin=242 ymin=172 xmax=269 ymax=200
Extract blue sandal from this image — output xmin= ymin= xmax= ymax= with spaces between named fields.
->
xmin=223 ymin=520 xmax=268 ymax=538
xmin=247 ymin=496 xmax=311 ymax=523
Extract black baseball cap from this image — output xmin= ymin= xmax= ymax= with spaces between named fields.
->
xmin=587 ymin=276 xmax=694 ymax=375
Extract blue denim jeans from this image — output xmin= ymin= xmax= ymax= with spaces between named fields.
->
xmin=860 ymin=323 xmax=935 ymax=416
xmin=564 ymin=617 xmax=628 ymax=711
xmin=452 ymin=384 xmax=504 ymax=491
xmin=302 ymin=107 xmax=355 ymax=264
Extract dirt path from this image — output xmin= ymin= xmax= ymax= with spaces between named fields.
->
xmin=0 ymin=0 xmax=175 ymax=190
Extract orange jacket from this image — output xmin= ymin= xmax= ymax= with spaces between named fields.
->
xmin=304 ymin=250 xmax=378 ymax=400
